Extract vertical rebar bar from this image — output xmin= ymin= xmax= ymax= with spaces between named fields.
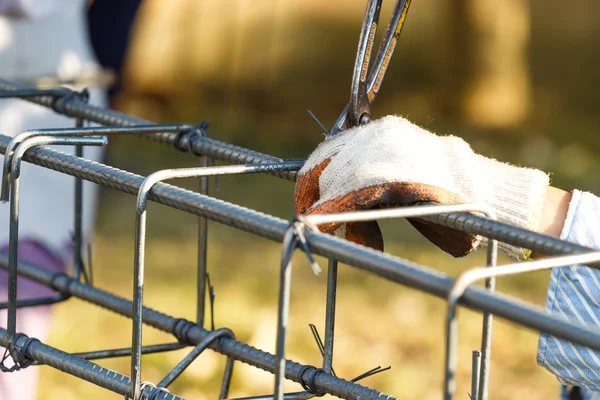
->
xmin=197 ymin=155 xmax=209 ymax=327
xmin=74 ymin=118 xmax=85 ymax=282
xmin=442 ymin=250 xmax=600 ymax=400
xmin=6 ymin=144 xmax=20 ymax=355
xmin=471 ymin=351 xmax=481 ymax=400
xmin=133 ymin=191 xmax=148 ymax=399
xmin=444 ymin=238 xmax=498 ymax=400
xmin=274 ymin=229 xmax=296 ymax=400
xmin=132 ymin=163 xmax=303 ymax=399
xmin=323 ymin=258 xmax=338 ymax=374
xmin=6 ymin=136 xmax=106 ymax=357
xmin=477 ymin=239 xmax=498 ymax=400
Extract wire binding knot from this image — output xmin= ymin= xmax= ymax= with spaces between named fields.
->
xmin=176 ymin=122 xmax=220 ymax=189
xmin=172 ymin=318 xmax=195 ymax=345
xmin=51 ymin=87 xmax=90 ymax=114
xmin=0 ymin=333 xmax=39 ymax=372
xmin=176 ymin=121 xmax=209 ymax=156
xmin=283 ymin=215 xmax=322 ymax=275
xmin=49 ymin=272 xmax=70 ymax=291
xmin=297 ymin=366 xmax=326 ymax=396
xmin=141 ymin=381 xmax=170 ymax=400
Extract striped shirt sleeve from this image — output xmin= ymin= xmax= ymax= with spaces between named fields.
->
xmin=537 ymin=190 xmax=600 ymax=397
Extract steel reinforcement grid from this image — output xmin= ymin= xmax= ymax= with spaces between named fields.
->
xmin=1 ymin=78 xmax=600 ymax=400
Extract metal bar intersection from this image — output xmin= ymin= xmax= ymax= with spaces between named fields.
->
xmin=0 ymin=79 xmax=599 ymax=400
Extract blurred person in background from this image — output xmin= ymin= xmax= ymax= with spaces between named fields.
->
xmin=0 ymin=0 xmax=140 ymax=399
xmin=88 ymin=0 xmax=142 ymax=105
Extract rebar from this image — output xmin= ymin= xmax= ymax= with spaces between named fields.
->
xmin=0 ymin=136 xmax=598 ymax=349
xmin=0 ymin=79 xmax=593 ymax=254
xmin=0 ymin=79 xmax=296 ymax=181
xmin=471 ymin=351 xmax=481 ymax=400
xmin=306 ymin=205 xmax=499 ymax=400
xmin=69 ymin=343 xmax=188 ymax=361
xmin=74 ymin=117 xmax=86 ymax=283
xmin=133 ymin=163 xmax=303 ymax=399
xmin=6 ymin=135 xmax=106 ymax=358
xmin=156 ymin=328 xmax=235 ymax=398
xmin=323 ymin=258 xmax=338 ymax=375
xmin=1 ymin=78 xmax=600 ymax=399
xmin=0 ymin=255 xmax=397 ymax=400
xmin=445 ymin=251 xmax=600 ymax=400
xmin=1 ymin=124 xmax=192 ymax=200
xmin=197 ymin=154 xmax=209 ymax=328
xmin=0 ymin=328 xmax=185 ymax=400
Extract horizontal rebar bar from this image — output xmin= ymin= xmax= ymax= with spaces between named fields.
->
xmin=69 ymin=342 xmax=188 ymax=361
xmin=0 ymin=135 xmax=599 ymax=353
xmin=0 ymin=79 xmax=295 ymax=181
xmin=0 ymin=328 xmax=184 ymax=400
xmin=0 ymin=255 xmax=396 ymax=400
xmin=3 ymin=79 xmax=600 ymax=400
xmin=0 ymin=131 xmax=590 ymax=260
xmin=0 ymin=81 xmax=592 ymax=259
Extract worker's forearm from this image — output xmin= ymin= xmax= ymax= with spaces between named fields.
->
xmin=530 ymin=186 xmax=572 ymax=258
xmin=538 ymin=186 xmax=571 ymax=238
xmin=531 ymin=186 xmax=571 ymax=258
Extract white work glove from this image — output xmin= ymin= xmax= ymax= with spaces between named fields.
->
xmin=295 ymin=115 xmax=549 ymax=260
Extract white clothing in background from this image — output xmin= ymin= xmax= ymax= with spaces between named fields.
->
xmin=0 ymin=0 xmax=106 ymax=256
xmin=0 ymin=1 xmax=106 ymax=399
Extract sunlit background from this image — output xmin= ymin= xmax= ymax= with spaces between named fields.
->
xmin=36 ymin=1 xmax=600 ymax=399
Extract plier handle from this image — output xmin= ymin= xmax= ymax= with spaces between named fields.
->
xmin=330 ymin=0 xmax=412 ymax=135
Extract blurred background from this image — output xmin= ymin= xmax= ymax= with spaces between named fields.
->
xmin=35 ymin=0 xmax=600 ymax=399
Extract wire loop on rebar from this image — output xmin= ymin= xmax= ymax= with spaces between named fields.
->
xmin=177 ymin=121 xmax=210 ymax=157
xmin=52 ymin=87 xmax=90 ymax=115
xmin=0 ymin=333 xmax=38 ymax=372
xmin=283 ymin=216 xmax=322 ymax=275
xmin=14 ymin=334 xmax=40 ymax=368
xmin=0 ymin=87 xmax=89 ymax=115
xmin=140 ymin=382 xmax=171 ymax=400
xmin=172 ymin=318 xmax=197 ymax=345
xmin=298 ymin=366 xmax=326 ymax=396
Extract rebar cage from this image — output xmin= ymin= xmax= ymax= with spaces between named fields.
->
xmin=0 ymin=78 xmax=599 ymax=400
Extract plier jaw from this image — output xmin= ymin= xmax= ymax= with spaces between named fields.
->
xmin=329 ymin=0 xmax=412 ymax=136
xmin=349 ymin=0 xmax=383 ymax=128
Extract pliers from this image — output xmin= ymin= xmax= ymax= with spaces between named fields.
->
xmin=330 ymin=0 xmax=412 ymax=135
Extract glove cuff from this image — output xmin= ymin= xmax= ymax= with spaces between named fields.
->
xmin=476 ymin=154 xmax=550 ymax=260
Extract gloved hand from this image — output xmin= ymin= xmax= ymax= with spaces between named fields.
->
xmin=295 ymin=115 xmax=550 ymax=260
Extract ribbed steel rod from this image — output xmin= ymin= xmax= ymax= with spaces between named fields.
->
xmin=0 ymin=79 xmax=295 ymax=181
xmin=0 ymin=328 xmax=184 ymax=400
xmin=69 ymin=342 xmax=187 ymax=361
xmin=0 ymin=135 xmax=599 ymax=352
xmin=0 ymin=81 xmax=592 ymax=258
xmin=132 ymin=162 xmax=303 ymax=398
xmin=0 ymin=255 xmax=396 ymax=400
xmin=3 ymin=78 xmax=594 ymax=400
xmin=6 ymin=136 xmax=106 ymax=359
xmin=0 ymin=133 xmax=590 ymax=261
